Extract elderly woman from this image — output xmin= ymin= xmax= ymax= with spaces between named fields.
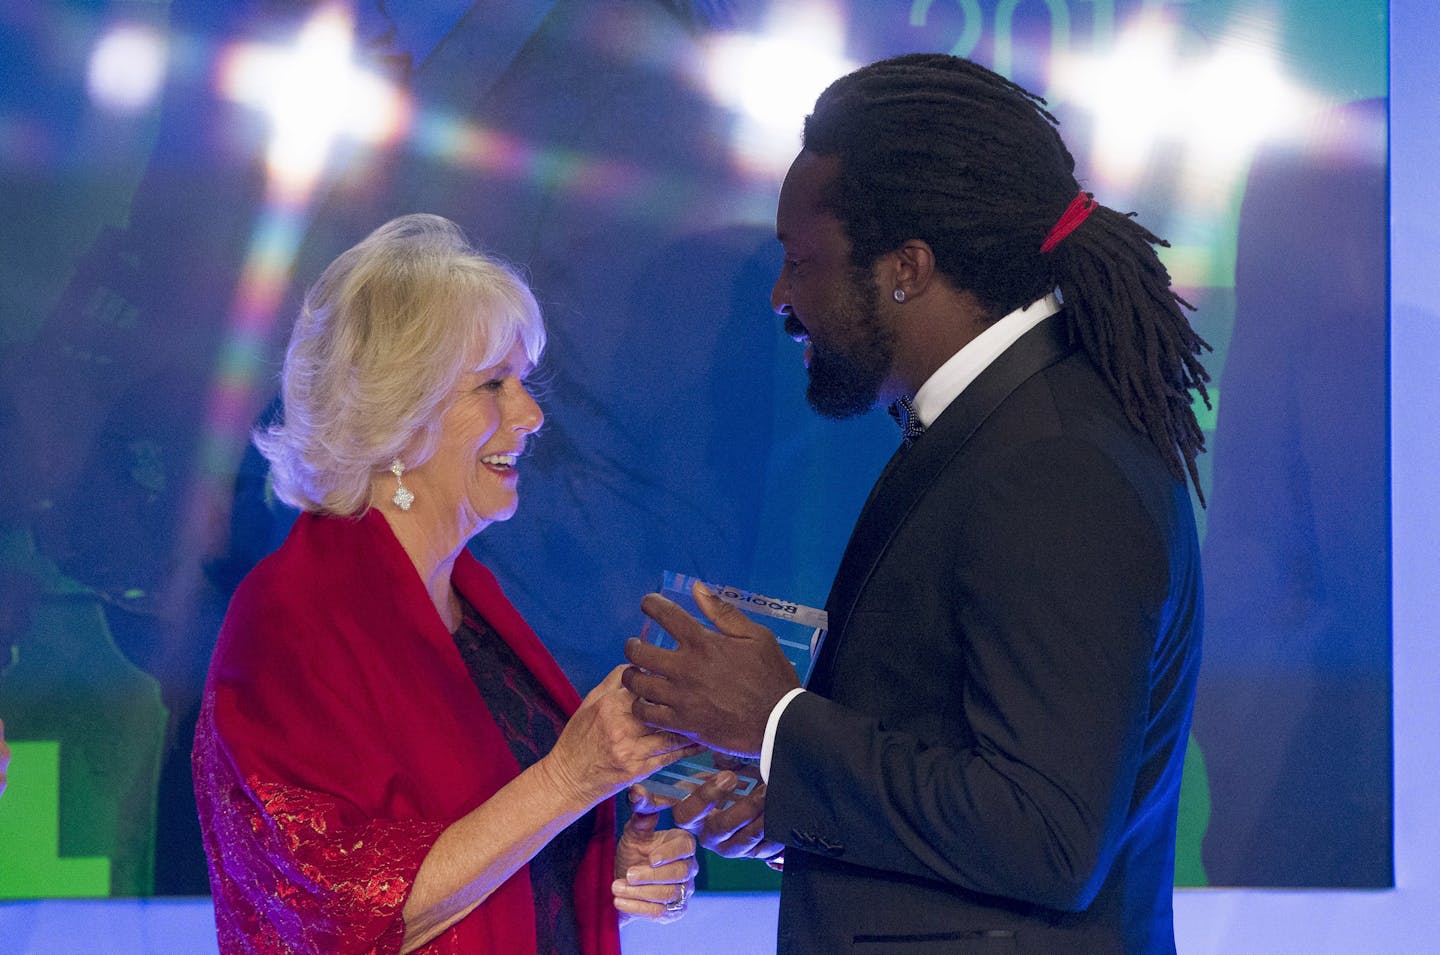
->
xmin=193 ymin=214 xmax=698 ymax=954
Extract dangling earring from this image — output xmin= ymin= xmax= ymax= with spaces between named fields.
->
xmin=893 ymin=288 xmax=907 ymax=303
xmin=390 ymin=458 xmax=415 ymax=511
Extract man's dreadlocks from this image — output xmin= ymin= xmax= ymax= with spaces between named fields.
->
xmin=803 ymin=53 xmax=1212 ymax=499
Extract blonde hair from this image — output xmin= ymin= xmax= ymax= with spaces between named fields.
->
xmin=256 ymin=214 xmax=545 ymax=515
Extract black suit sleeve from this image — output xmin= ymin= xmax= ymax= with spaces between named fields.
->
xmin=767 ymin=435 xmax=1172 ymax=911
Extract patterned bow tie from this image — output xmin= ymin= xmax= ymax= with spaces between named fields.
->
xmin=889 ymin=395 xmax=926 ymax=447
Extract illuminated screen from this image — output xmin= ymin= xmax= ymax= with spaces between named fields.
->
xmin=0 ymin=0 xmax=1389 ymax=899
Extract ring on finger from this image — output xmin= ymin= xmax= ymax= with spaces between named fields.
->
xmin=664 ymin=883 xmax=688 ymax=913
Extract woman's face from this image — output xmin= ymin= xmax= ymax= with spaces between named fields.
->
xmin=410 ymin=341 xmax=543 ymax=537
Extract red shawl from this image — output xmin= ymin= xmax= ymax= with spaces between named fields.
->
xmin=192 ymin=509 xmax=621 ymax=954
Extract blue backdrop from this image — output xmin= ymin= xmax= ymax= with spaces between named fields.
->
xmin=0 ymin=0 xmax=1393 ymax=909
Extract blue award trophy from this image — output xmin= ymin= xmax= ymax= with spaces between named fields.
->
xmin=639 ymin=571 xmax=826 ymax=805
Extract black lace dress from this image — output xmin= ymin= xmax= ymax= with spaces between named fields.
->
xmin=452 ymin=597 xmax=596 ymax=954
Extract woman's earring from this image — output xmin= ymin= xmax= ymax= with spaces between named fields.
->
xmin=390 ymin=458 xmax=415 ymax=511
xmin=893 ymin=288 xmax=907 ymax=303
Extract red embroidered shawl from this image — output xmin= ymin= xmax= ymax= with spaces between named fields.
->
xmin=192 ymin=509 xmax=621 ymax=954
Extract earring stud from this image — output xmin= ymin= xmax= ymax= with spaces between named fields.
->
xmin=893 ymin=288 xmax=906 ymax=303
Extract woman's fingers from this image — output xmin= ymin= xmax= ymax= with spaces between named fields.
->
xmin=612 ymin=876 xmax=695 ymax=922
xmin=613 ymin=826 xmax=697 ymax=922
xmin=644 ymin=828 xmax=698 ymax=870
xmin=626 ymin=782 xmax=675 ymax=814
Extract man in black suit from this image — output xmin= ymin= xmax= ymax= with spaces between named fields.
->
xmin=624 ymin=54 xmax=1207 ymax=953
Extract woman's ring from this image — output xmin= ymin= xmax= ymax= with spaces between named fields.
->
xmin=664 ymin=883 xmax=688 ymax=913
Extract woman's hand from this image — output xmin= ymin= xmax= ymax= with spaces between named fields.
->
xmin=539 ymin=666 xmax=702 ymax=811
xmin=403 ymin=670 xmax=701 ymax=949
xmin=612 ymin=785 xmax=698 ymax=925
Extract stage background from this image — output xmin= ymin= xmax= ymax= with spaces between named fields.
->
xmin=3 ymin=0 xmax=1434 ymax=950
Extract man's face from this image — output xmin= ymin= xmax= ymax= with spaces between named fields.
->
xmin=771 ymin=151 xmax=895 ymax=419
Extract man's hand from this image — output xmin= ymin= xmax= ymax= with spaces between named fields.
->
xmin=671 ymin=771 xmax=784 ymax=861
xmin=622 ymin=581 xmax=800 ymax=758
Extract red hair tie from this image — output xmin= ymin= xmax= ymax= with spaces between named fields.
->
xmin=1039 ymin=190 xmax=1095 ymax=253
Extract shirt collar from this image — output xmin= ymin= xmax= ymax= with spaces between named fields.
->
xmin=910 ymin=292 xmax=1063 ymax=429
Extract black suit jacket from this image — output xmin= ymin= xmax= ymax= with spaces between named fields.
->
xmin=767 ymin=315 xmax=1202 ymax=954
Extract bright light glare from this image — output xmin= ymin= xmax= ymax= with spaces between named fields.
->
xmin=720 ymin=37 xmax=843 ymax=131
xmin=88 ymin=24 xmax=168 ymax=113
xmin=219 ymin=5 xmax=408 ymax=200
xmin=1188 ymin=44 xmax=1300 ymax=168
xmin=702 ymin=3 xmax=857 ymax=179
xmin=1059 ymin=13 xmax=1314 ymax=194
xmin=1057 ymin=15 xmax=1179 ymax=185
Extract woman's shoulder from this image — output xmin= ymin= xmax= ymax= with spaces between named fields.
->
xmin=227 ymin=513 xmax=325 ymax=607
xmin=218 ymin=509 xmax=428 ymax=662
xmin=216 ymin=513 xmax=350 ymax=658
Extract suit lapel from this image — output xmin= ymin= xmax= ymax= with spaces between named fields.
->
xmin=810 ymin=314 xmax=1074 ymax=692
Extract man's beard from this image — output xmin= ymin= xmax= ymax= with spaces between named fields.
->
xmin=805 ymin=268 xmax=894 ymax=419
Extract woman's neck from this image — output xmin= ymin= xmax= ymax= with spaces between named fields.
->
xmin=371 ymin=498 xmax=476 ymax=632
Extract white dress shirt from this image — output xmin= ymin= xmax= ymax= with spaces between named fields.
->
xmin=759 ymin=292 xmax=1064 ymax=781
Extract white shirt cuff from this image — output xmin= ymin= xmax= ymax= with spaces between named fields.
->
xmin=760 ymin=687 xmax=808 ymax=782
